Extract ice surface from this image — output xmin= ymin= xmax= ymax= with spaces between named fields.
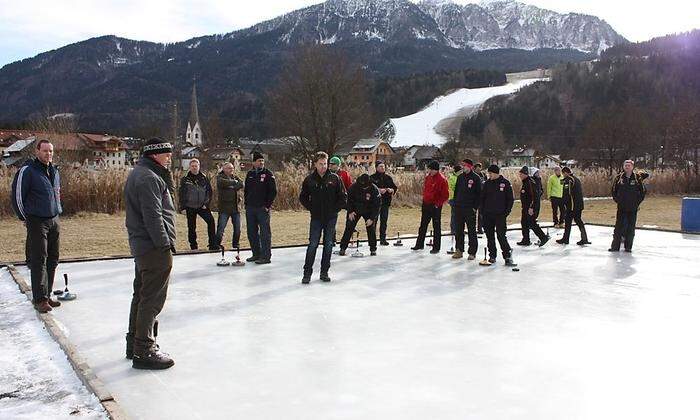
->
xmin=0 ymin=270 xmax=107 ymax=419
xmin=388 ymin=78 xmax=543 ymax=147
xmin=11 ymin=226 xmax=700 ymax=420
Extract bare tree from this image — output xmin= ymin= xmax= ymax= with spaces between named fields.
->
xmin=267 ymin=45 xmax=371 ymax=162
xmin=29 ymin=107 xmax=78 ymax=134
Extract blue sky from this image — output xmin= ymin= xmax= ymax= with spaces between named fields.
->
xmin=1 ymin=0 xmax=697 ymax=68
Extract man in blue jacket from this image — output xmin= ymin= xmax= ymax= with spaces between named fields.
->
xmin=11 ymin=140 xmax=62 ymax=313
xmin=244 ymin=152 xmax=277 ymax=264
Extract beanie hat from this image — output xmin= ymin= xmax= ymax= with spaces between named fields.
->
xmin=427 ymin=160 xmax=440 ymax=171
xmin=519 ymin=165 xmax=529 ymax=175
xmin=252 ymin=151 xmax=264 ymax=161
xmin=329 ymin=156 xmax=341 ymax=166
xmin=487 ymin=164 xmax=500 ymax=174
xmin=358 ymin=173 xmax=370 ymax=186
xmin=562 ymin=166 xmax=572 ymax=174
xmin=452 ymin=163 xmax=462 ymax=172
xmin=375 ymin=160 xmax=384 ymax=167
xmin=462 ymin=158 xmax=474 ymax=167
xmin=142 ymin=137 xmax=172 ymax=156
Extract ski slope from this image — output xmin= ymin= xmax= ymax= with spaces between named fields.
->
xmin=385 ymin=78 xmax=544 ymax=147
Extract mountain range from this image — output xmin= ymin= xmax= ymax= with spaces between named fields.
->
xmin=0 ymin=0 xmax=626 ymax=137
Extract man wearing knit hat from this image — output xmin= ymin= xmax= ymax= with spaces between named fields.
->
xmin=329 ymin=156 xmax=353 ymax=191
xmin=480 ymin=164 xmax=515 ymax=265
xmin=452 ymin=159 xmax=482 ymax=260
xmin=547 ymin=166 xmax=565 ymax=227
xmin=370 ymin=160 xmax=398 ymax=245
xmin=517 ymin=165 xmax=549 ymax=247
xmin=123 ymin=137 xmax=176 ymax=370
xmin=412 ymin=160 xmax=449 ymax=253
xmin=244 ymin=152 xmax=277 ymax=264
xmin=556 ymin=167 xmax=590 ymax=245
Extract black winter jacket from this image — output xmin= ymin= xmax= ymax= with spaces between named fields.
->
xmin=369 ymin=172 xmax=398 ymax=206
xmin=347 ymin=182 xmax=381 ymax=219
xmin=612 ymin=172 xmax=646 ymax=211
xmin=481 ymin=175 xmax=514 ymax=216
xmin=453 ymin=170 xmax=482 ymax=209
xmin=179 ymin=172 xmax=212 ymax=210
xmin=299 ymin=170 xmax=347 ymax=221
xmin=244 ymin=168 xmax=277 ymax=209
xmin=519 ymin=176 xmax=541 ymax=211
xmin=562 ymin=175 xmax=584 ymax=212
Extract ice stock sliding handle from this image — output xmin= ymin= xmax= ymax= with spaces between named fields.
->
xmin=64 ymin=273 xmax=68 ymax=287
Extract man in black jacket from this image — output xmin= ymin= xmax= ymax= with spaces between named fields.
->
xmin=339 ymin=174 xmax=381 ymax=256
xmin=369 ymin=161 xmax=398 ymax=245
xmin=556 ymin=167 xmax=590 ymax=246
xmin=610 ymin=160 xmax=647 ymax=252
xmin=480 ymin=165 xmax=515 ymax=265
xmin=244 ymin=152 xmax=277 ymax=264
xmin=299 ymin=152 xmax=347 ymax=284
xmin=215 ymin=162 xmax=244 ymax=249
xmin=178 ymin=158 xmax=216 ymax=250
xmin=452 ymin=159 xmax=482 ymax=260
xmin=517 ymin=166 xmax=549 ymax=247
xmin=474 ymin=162 xmax=487 ymax=235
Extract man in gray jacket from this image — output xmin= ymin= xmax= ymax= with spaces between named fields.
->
xmin=124 ymin=138 xmax=176 ymax=370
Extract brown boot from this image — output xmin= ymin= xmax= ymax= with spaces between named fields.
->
xmin=33 ymin=300 xmax=52 ymax=313
xmin=47 ymin=298 xmax=61 ymax=308
xmin=452 ymin=251 xmax=463 ymax=259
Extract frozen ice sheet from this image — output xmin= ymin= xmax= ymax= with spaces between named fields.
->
xmin=16 ymin=226 xmax=700 ymax=420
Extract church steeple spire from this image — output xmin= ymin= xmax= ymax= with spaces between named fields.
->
xmin=185 ymin=80 xmax=203 ymax=146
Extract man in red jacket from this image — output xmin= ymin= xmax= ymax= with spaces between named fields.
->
xmin=330 ymin=156 xmax=352 ymax=191
xmin=412 ymin=160 xmax=449 ymax=253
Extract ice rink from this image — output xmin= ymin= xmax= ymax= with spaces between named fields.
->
xmin=18 ymin=226 xmax=700 ymax=419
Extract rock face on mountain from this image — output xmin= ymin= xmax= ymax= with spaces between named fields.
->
xmin=0 ymin=0 xmax=625 ymax=134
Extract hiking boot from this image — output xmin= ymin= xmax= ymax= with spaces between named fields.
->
xmin=452 ymin=251 xmax=463 ymax=259
xmin=246 ymin=255 xmax=259 ymax=262
xmin=302 ymin=274 xmax=311 ymax=284
xmin=429 ymin=249 xmax=440 ymax=254
xmin=320 ymin=273 xmax=331 ymax=282
xmin=380 ymin=241 xmax=390 ymax=246
xmin=338 ymin=249 xmax=347 ymax=256
xmin=370 ymin=250 xmax=377 ymax=256
xmin=33 ymin=300 xmax=52 ymax=313
xmin=624 ymin=249 xmax=632 ymax=253
xmin=47 ymin=298 xmax=61 ymax=308
xmin=411 ymin=246 xmax=423 ymax=251
xmin=505 ymin=258 xmax=517 ymax=267
xmin=488 ymin=258 xmax=497 ymax=264
xmin=608 ymin=247 xmax=619 ymax=252
xmin=556 ymin=239 xmax=568 ymax=245
xmin=516 ymin=240 xmax=531 ymax=246
xmin=132 ymin=346 xmax=174 ymax=370
xmin=576 ymin=239 xmax=591 ymax=246
xmin=255 ymin=258 xmax=271 ymax=265
xmin=538 ymin=236 xmax=550 ymax=247
xmin=467 ymin=254 xmax=476 ymax=260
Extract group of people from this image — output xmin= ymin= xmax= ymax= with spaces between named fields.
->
xmin=10 ymin=137 xmax=648 ymax=370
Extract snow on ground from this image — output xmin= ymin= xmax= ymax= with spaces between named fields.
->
xmin=10 ymin=226 xmax=700 ymax=419
xmin=0 ymin=269 xmax=107 ymax=420
xmin=387 ymin=78 xmax=544 ymax=147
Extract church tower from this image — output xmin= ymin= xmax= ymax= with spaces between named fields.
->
xmin=185 ymin=82 xmax=203 ymax=146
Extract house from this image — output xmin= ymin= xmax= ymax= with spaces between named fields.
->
xmin=535 ymin=154 xmax=563 ymax=169
xmin=1 ymin=129 xmax=35 ymax=157
xmin=501 ymin=147 xmax=537 ymax=168
xmin=205 ymin=146 xmax=244 ymax=170
xmin=238 ymin=138 xmax=295 ymax=168
xmin=345 ymin=138 xmax=394 ymax=168
xmin=180 ymin=146 xmax=204 ymax=170
xmin=79 ymin=134 xmax=129 ymax=168
xmin=2 ymin=137 xmax=36 ymax=167
xmin=403 ymin=145 xmax=443 ymax=170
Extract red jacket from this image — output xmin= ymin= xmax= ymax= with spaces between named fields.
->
xmin=423 ymin=172 xmax=449 ymax=206
xmin=338 ymin=170 xmax=353 ymax=191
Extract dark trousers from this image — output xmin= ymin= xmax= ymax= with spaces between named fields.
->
xmin=483 ymin=213 xmax=511 ymax=260
xmin=216 ymin=211 xmax=241 ymax=249
xmin=185 ymin=207 xmax=216 ymax=250
xmin=477 ymin=208 xmax=484 ymax=233
xmin=562 ymin=208 xmax=588 ymax=242
xmin=303 ymin=215 xmax=337 ymax=276
xmin=340 ymin=213 xmax=377 ymax=251
xmin=454 ymin=207 xmax=478 ymax=255
xmin=26 ymin=216 xmax=60 ymax=302
xmin=550 ymin=197 xmax=565 ymax=224
xmin=449 ymin=201 xmax=456 ymax=235
xmin=246 ymin=206 xmax=272 ymax=260
xmin=521 ymin=207 xmax=547 ymax=242
xmin=128 ymin=247 xmax=172 ymax=354
xmin=415 ymin=204 xmax=442 ymax=251
xmin=378 ymin=204 xmax=391 ymax=242
xmin=611 ymin=208 xmax=638 ymax=251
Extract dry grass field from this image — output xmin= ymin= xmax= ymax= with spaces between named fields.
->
xmin=0 ymin=196 xmax=684 ymax=263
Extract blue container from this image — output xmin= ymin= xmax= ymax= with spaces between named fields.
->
xmin=681 ymin=197 xmax=700 ymax=233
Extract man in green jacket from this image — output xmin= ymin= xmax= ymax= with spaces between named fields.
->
xmin=547 ymin=166 xmax=564 ymax=227
xmin=215 ymin=162 xmax=244 ymax=250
